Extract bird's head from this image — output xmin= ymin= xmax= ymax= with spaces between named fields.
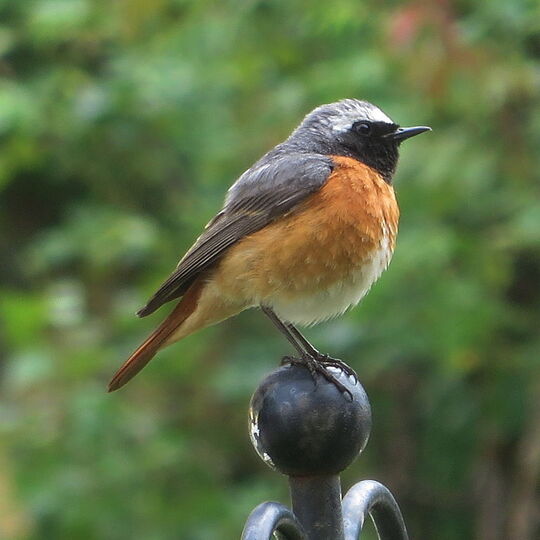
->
xmin=288 ymin=99 xmax=431 ymax=183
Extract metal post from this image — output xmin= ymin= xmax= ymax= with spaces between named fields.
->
xmin=289 ymin=475 xmax=344 ymax=540
xmin=242 ymin=364 xmax=409 ymax=540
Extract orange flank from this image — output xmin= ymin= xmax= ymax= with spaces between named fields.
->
xmin=213 ymin=156 xmax=399 ymax=301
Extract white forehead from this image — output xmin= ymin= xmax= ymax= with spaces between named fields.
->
xmin=313 ymin=99 xmax=394 ymax=133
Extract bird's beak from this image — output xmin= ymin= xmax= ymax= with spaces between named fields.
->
xmin=386 ymin=126 xmax=431 ymax=142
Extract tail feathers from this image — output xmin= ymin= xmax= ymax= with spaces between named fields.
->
xmin=108 ymin=281 xmax=203 ymax=392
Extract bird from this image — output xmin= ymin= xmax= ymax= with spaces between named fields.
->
xmin=108 ymin=99 xmax=430 ymax=394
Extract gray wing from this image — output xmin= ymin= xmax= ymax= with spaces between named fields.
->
xmin=137 ymin=153 xmax=334 ymax=317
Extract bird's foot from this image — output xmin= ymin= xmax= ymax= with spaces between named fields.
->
xmin=281 ymin=354 xmax=354 ymax=401
xmin=314 ymin=353 xmax=358 ymax=382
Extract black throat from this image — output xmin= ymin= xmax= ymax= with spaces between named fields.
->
xmin=343 ymin=141 xmax=399 ymax=184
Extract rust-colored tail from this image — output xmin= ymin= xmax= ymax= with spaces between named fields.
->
xmin=108 ymin=281 xmax=203 ymax=392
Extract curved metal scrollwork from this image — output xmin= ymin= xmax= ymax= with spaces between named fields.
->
xmin=241 ymin=501 xmax=307 ymax=540
xmin=342 ymin=480 xmax=408 ymax=540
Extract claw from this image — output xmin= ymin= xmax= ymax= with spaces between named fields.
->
xmin=281 ymin=354 xmax=354 ymax=401
xmin=316 ymin=354 xmax=358 ymax=382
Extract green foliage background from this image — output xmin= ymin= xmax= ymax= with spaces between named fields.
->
xmin=1 ymin=1 xmax=539 ymax=539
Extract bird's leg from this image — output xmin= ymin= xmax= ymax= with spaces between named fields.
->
xmin=260 ymin=305 xmax=307 ymax=357
xmin=261 ymin=306 xmax=357 ymax=398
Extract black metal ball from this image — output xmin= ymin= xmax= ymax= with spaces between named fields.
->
xmin=249 ymin=364 xmax=372 ymax=476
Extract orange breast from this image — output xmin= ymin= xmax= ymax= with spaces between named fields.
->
xmin=214 ymin=156 xmax=400 ymax=305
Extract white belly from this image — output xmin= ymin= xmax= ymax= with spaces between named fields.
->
xmin=269 ymin=241 xmax=393 ymax=326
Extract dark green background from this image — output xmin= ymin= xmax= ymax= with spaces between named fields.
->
xmin=1 ymin=1 xmax=539 ymax=539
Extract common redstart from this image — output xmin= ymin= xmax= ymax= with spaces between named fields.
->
xmin=108 ymin=99 xmax=430 ymax=394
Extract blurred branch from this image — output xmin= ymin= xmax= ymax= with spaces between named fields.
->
xmin=506 ymin=383 xmax=540 ymax=540
xmin=0 ymin=452 xmax=32 ymax=539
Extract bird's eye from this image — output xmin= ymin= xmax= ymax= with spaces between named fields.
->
xmin=354 ymin=122 xmax=372 ymax=135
